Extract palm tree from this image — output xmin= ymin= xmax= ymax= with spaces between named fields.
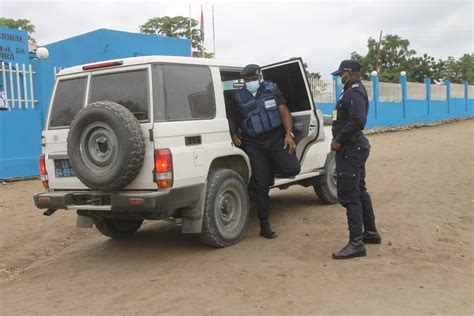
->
xmin=0 ymin=18 xmax=36 ymax=43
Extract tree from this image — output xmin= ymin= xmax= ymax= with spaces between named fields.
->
xmin=439 ymin=54 xmax=474 ymax=84
xmin=140 ymin=16 xmax=209 ymax=56
xmin=0 ymin=17 xmax=36 ymax=43
xmin=303 ymin=62 xmax=321 ymax=79
xmin=351 ymin=34 xmax=416 ymax=82
xmin=352 ymin=34 xmax=472 ymax=83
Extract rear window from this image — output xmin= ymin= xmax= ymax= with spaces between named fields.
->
xmin=49 ymin=77 xmax=87 ymax=128
xmin=153 ymin=65 xmax=215 ymax=121
xmin=90 ymin=69 xmax=149 ymax=121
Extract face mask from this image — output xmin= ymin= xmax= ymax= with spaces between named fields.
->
xmin=340 ymin=73 xmax=350 ymax=85
xmin=245 ymin=80 xmax=260 ymax=93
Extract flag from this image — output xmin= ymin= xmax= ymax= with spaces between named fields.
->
xmin=200 ymin=5 xmax=204 ymax=43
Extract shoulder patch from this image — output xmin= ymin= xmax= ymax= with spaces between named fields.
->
xmin=351 ymin=83 xmax=359 ymax=88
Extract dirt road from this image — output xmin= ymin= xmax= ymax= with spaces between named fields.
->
xmin=1 ymin=120 xmax=473 ymax=315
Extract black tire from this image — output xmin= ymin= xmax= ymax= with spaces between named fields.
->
xmin=93 ymin=218 xmax=143 ymax=239
xmin=67 ymin=101 xmax=145 ymax=191
xmin=314 ymin=152 xmax=339 ymax=204
xmin=200 ymin=169 xmax=250 ymax=248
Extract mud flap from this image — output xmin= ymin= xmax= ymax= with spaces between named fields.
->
xmin=76 ymin=214 xmax=94 ymax=228
xmin=181 ymin=182 xmax=207 ymax=233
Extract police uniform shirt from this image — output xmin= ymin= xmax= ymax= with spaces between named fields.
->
xmin=332 ymin=80 xmax=370 ymax=147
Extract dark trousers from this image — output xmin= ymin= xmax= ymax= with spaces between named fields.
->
xmin=335 ymin=145 xmax=376 ymax=238
xmin=241 ymin=131 xmax=301 ymax=223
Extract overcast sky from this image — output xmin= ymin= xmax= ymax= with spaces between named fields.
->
xmin=2 ymin=0 xmax=473 ymax=78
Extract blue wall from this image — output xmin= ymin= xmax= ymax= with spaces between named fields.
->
xmin=318 ymin=76 xmax=473 ymax=128
xmin=1 ymin=28 xmax=191 ymax=179
xmin=319 ymin=98 xmax=473 ymax=128
xmin=35 ymin=28 xmax=191 ymax=121
xmin=0 ymin=110 xmax=43 ymax=178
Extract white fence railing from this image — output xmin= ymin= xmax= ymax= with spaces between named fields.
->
xmin=1 ymin=62 xmax=37 ymax=110
xmin=431 ymin=84 xmax=446 ymax=101
xmin=309 ymin=78 xmax=471 ymax=103
xmin=54 ymin=66 xmax=64 ymax=79
xmin=451 ymin=83 xmax=465 ymax=99
xmin=308 ymin=78 xmax=335 ymax=103
xmin=407 ymin=82 xmax=426 ymax=100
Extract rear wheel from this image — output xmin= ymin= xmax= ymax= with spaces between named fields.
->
xmin=93 ymin=218 xmax=143 ymax=239
xmin=200 ymin=169 xmax=250 ymax=248
xmin=314 ymin=152 xmax=339 ymax=204
xmin=67 ymin=101 xmax=145 ymax=191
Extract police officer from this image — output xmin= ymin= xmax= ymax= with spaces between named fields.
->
xmin=227 ymin=64 xmax=301 ymax=239
xmin=330 ymin=60 xmax=381 ymax=259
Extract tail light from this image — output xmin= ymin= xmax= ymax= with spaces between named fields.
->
xmin=154 ymin=149 xmax=173 ymax=189
xmin=39 ymin=154 xmax=49 ymax=189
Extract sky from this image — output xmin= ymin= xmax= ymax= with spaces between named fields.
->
xmin=2 ymin=0 xmax=473 ymax=78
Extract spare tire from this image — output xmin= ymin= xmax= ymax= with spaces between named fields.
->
xmin=67 ymin=101 xmax=145 ymax=191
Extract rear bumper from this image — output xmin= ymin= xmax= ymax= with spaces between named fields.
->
xmin=33 ymin=184 xmax=204 ymax=214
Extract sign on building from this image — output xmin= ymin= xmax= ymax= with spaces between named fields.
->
xmin=0 ymin=27 xmax=29 ymax=65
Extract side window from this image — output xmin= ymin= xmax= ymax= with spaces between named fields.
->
xmin=160 ymin=65 xmax=215 ymax=121
xmin=90 ymin=70 xmax=149 ymax=121
xmin=49 ymin=77 xmax=87 ymax=128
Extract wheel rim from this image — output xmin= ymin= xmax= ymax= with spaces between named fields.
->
xmin=215 ymin=187 xmax=242 ymax=232
xmin=79 ymin=122 xmax=119 ymax=172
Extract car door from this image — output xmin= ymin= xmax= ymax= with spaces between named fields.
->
xmin=261 ymin=58 xmax=324 ymax=170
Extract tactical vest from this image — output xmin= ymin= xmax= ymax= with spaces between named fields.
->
xmin=234 ymin=81 xmax=282 ymax=137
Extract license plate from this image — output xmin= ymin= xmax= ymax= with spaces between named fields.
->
xmin=54 ymin=159 xmax=76 ymax=177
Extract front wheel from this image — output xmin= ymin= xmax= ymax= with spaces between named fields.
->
xmin=314 ymin=152 xmax=339 ymax=204
xmin=93 ymin=218 xmax=143 ymax=238
xmin=200 ymin=169 xmax=250 ymax=248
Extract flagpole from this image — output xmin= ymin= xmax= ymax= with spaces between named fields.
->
xmin=212 ymin=4 xmax=215 ymax=58
xmin=189 ymin=4 xmax=192 ymax=56
xmin=201 ymin=5 xmax=204 ymax=58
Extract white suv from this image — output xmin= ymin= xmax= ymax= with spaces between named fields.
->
xmin=34 ymin=56 xmax=337 ymax=247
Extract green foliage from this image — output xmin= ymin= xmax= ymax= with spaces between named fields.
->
xmin=140 ymin=16 xmax=207 ymax=55
xmin=352 ymin=34 xmax=472 ymax=84
xmin=303 ymin=62 xmax=321 ymax=79
xmin=0 ymin=17 xmax=36 ymax=42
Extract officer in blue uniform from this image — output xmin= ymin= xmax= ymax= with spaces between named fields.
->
xmin=330 ymin=60 xmax=382 ymax=259
xmin=227 ymin=64 xmax=301 ymax=239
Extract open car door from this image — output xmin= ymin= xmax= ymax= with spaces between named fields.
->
xmin=261 ymin=57 xmax=323 ymax=162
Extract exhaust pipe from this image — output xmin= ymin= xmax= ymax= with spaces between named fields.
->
xmin=43 ymin=209 xmax=57 ymax=216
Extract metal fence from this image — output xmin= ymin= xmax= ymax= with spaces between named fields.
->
xmin=0 ymin=62 xmax=37 ymax=110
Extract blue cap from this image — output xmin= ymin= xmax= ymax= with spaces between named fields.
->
xmin=331 ymin=60 xmax=361 ymax=75
xmin=241 ymin=64 xmax=260 ymax=78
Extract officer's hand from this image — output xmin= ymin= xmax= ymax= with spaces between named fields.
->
xmin=331 ymin=139 xmax=342 ymax=151
xmin=232 ymin=134 xmax=241 ymax=146
xmin=284 ymin=135 xmax=296 ymax=154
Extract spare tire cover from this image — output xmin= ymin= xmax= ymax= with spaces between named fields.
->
xmin=67 ymin=101 xmax=145 ymax=191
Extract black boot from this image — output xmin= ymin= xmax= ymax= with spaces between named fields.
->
xmin=362 ymin=230 xmax=382 ymax=244
xmin=260 ymin=221 xmax=278 ymax=239
xmin=332 ymin=236 xmax=366 ymax=259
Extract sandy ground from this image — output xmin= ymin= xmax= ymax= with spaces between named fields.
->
xmin=1 ymin=120 xmax=473 ymax=315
